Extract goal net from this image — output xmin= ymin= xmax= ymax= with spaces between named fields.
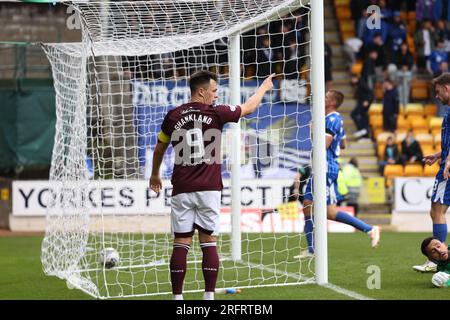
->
xmin=41 ymin=0 xmax=316 ymax=299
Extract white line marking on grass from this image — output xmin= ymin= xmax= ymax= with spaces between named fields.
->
xmin=321 ymin=283 xmax=374 ymax=300
xmin=239 ymin=260 xmax=374 ymax=300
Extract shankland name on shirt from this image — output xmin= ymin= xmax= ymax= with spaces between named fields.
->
xmin=174 ymin=114 xmax=213 ymax=130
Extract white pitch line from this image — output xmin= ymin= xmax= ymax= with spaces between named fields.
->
xmin=238 ymin=260 xmax=374 ymax=300
xmin=321 ymin=283 xmax=374 ymax=301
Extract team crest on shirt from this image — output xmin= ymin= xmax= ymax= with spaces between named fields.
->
xmin=228 ymin=105 xmax=237 ymax=112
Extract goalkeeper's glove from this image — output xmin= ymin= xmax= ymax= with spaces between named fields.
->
xmin=431 ymin=272 xmax=450 ymax=288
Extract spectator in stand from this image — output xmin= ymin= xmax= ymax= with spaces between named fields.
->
xmin=382 ymin=78 xmax=400 ymax=132
xmin=401 ymin=130 xmax=424 ymax=165
xmin=394 ymin=42 xmax=415 ymax=71
xmin=357 ymin=9 xmax=370 ymax=40
xmin=283 ymin=38 xmax=302 ymax=78
xmin=436 ymin=20 xmax=450 ymax=48
xmin=342 ymin=157 xmax=363 ymax=217
xmin=361 ymin=48 xmax=378 ymax=88
xmin=378 ymin=0 xmax=393 ymax=21
xmin=352 ymin=78 xmax=373 ymax=140
xmin=437 ymin=61 xmax=450 ymax=77
xmin=388 ymin=11 xmax=407 ymax=56
xmin=362 ymin=11 xmax=390 ymax=46
xmin=343 ymin=37 xmax=364 ymax=69
xmin=416 ymin=0 xmax=443 ymax=22
xmin=366 ymin=33 xmax=388 ymax=77
xmin=415 ymin=19 xmax=439 ymax=72
xmin=255 ymin=35 xmax=275 ymax=78
xmin=430 ymin=38 xmax=449 ymax=76
xmin=325 ymin=42 xmax=333 ymax=90
xmin=351 ymin=0 xmax=370 ymax=31
xmin=379 ymin=136 xmax=400 ymax=174
xmin=387 ymin=0 xmax=413 ymax=11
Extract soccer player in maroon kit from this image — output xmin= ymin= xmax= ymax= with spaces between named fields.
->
xmin=150 ymin=70 xmax=275 ymax=300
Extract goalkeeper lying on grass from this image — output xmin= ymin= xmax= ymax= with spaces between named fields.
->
xmin=421 ymin=237 xmax=450 ymax=288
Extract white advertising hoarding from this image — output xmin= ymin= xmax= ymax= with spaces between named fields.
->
xmin=12 ymin=179 xmax=294 ymax=216
xmin=12 ymin=179 xmax=354 ymax=233
xmin=394 ymin=177 xmax=434 ymax=213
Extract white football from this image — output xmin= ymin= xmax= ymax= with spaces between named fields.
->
xmin=99 ymin=247 xmax=120 ymax=269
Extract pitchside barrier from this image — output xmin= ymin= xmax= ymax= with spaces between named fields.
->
xmin=392 ymin=177 xmax=450 ymax=231
xmin=11 ymin=179 xmax=355 ymax=233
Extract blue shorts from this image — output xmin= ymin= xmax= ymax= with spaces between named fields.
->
xmin=303 ymin=174 xmax=338 ymax=205
xmin=431 ymin=168 xmax=450 ymax=205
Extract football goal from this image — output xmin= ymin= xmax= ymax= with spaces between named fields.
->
xmin=40 ymin=0 xmax=327 ymax=299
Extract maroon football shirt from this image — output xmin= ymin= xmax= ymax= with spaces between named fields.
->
xmin=159 ymin=102 xmax=241 ymax=196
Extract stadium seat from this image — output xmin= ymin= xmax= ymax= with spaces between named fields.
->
xmin=370 ymin=115 xmax=383 ymax=130
xmin=430 ymin=117 xmax=443 ymax=131
xmin=400 ymin=11 xmax=408 ymax=21
xmin=409 ymin=117 xmax=430 ymax=135
xmin=340 ymin=20 xmax=355 ymax=33
xmin=404 ymin=164 xmax=424 ymax=177
xmin=384 ymin=164 xmax=404 ymax=178
xmin=376 ymin=131 xmax=395 ymax=144
xmin=336 ymin=6 xmax=351 ymax=19
xmin=421 ymin=145 xmax=435 ymax=156
xmin=372 ymin=128 xmax=384 ymax=140
xmin=396 ymin=115 xmax=410 ymax=132
xmin=424 ymin=163 xmax=440 ymax=177
xmin=374 ymin=82 xmax=384 ymax=100
xmin=377 ymin=144 xmax=385 ymax=160
xmin=334 ymin=0 xmax=350 ymax=5
xmin=434 ymin=133 xmax=441 ymax=148
xmin=413 ymin=128 xmax=430 ymax=135
xmin=415 ymin=133 xmax=434 ymax=147
xmin=368 ymin=103 xmax=383 ymax=116
xmin=351 ymin=61 xmax=363 ymax=76
xmin=405 ymin=103 xmax=425 ymax=117
xmin=408 ymin=11 xmax=416 ymax=21
xmin=410 ymin=80 xmax=429 ymax=100
xmin=424 ymin=104 xmax=438 ymax=117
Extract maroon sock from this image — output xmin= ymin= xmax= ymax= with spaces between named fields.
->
xmin=170 ymin=243 xmax=190 ymax=295
xmin=200 ymin=242 xmax=219 ymax=292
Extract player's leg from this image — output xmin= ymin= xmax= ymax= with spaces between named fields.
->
xmin=198 ymin=231 xmax=219 ymax=300
xmin=302 ymin=177 xmax=314 ymax=255
xmin=327 ymin=178 xmax=380 ymax=247
xmin=194 ymin=191 xmax=221 ymax=300
xmin=430 ymin=202 xmax=449 ymax=243
xmin=170 ymin=193 xmax=196 ymax=300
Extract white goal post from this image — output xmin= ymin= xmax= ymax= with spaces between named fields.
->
xmin=40 ymin=0 xmax=327 ymax=299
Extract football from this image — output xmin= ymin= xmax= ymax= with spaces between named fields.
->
xmin=99 ymin=247 xmax=120 ymax=269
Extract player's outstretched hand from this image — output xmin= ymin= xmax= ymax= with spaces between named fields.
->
xmin=150 ymin=175 xmax=162 ymax=193
xmin=261 ymin=73 xmax=276 ymax=91
xmin=423 ymin=153 xmax=439 ymax=166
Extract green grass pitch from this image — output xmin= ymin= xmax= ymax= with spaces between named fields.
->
xmin=0 ymin=232 xmax=447 ymax=300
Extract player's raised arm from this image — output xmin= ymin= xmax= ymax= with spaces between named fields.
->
xmin=240 ymin=73 xmax=275 ymax=117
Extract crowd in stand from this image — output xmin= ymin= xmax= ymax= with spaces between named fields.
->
xmin=345 ymin=0 xmax=450 ymax=175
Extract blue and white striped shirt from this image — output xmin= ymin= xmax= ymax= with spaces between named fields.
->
xmin=441 ymin=108 xmax=450 ymax=169
xmin=326 ymin=112 xmax=345 ymax=180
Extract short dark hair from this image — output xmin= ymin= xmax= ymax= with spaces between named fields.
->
xmin=189 ymin=70 xmax=217 ymax=93
xmin=329 ymin=90 xmax=344 ymax=108
xmin=432 ymin=73 xmax=450 ymax=87
xmin=421 ymin=236 xmax=438 ymax=257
